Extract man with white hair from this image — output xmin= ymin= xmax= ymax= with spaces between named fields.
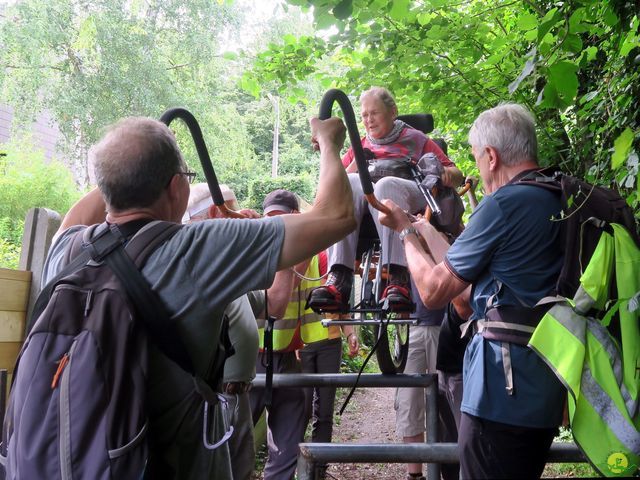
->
xmin=379 ymin=104 xmax=566 ymax=479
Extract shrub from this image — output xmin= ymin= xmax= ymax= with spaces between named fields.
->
xmin=0 ymin=237 xmax=21 ymax=269
xmin=0 ymin=136 xmax=81 ymax=267
xmin=246 ymin=174 xmax=315 ymax=211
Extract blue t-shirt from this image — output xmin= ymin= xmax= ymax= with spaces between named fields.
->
xmin=445 ymin=182 xmax=565 ymax=428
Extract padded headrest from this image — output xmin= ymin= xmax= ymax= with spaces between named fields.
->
xmin=397 ymin=113 xmax=434 ymax=134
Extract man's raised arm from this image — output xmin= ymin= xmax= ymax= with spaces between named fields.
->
xmin=57 ymin=187 xmax=108 ymax=234
xmin=277 ymin=117 xmax=356 ymax=270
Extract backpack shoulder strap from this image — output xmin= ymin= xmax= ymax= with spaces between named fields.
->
xmin=515 ymin=167 xmax=563 ymax=193
xmin=123 ymin=220 xmax=183 ymax=268
xmin=96 ymin=222 xmax=195 ymax=376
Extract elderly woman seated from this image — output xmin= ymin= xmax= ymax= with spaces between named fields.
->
xmin=308 ymin=86 xmax=463 ymax=312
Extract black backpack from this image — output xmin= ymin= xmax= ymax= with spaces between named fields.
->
xmin=518 ymin=167 xmax=640 ymax=298
xmin=0 ymin=221 xmax=226 ymax=480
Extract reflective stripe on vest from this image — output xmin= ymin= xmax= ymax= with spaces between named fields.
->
xmin=257 ymin=255 xmax=336 ymax=351
xmin=298 ymin=256 xmax=340 ymax=343
xmin=529 ymin=224 xmax=640 ymax=477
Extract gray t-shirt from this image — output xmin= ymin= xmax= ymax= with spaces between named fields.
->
xmin=222 ymin=295 xmax=259 ymax=383
xmin=43 ymin=217 xmax=285 ymax=478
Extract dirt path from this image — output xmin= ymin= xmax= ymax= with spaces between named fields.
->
xmin=325 ymin=387 xmax=406 ymax=480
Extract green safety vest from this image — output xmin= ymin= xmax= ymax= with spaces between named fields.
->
xmin=529 ymin=223 xmax=640 ymax=477
xmin=257 ymin=255 xmax=335 ymax=351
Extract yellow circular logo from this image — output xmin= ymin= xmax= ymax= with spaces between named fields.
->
xmin=607 ymin=452 xmax=629 ymax=474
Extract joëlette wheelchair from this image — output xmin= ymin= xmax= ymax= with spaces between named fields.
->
xmin=315 ymin=89 xmax=472 ymax=374
xmin=159 ymin=92 xmax=472 ymax=375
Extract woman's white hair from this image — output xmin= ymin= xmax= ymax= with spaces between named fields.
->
xmin=468 ymin=103 xmax=538 ymax=166
xmin=360 ymin=86 xmax=397 ymax=112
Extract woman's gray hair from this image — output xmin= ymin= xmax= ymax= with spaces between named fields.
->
xmin=90 ymin=117 xmax=184 ymax=211
xmin=468 ymin=103 xmax=538 ymax=166
xmin=360 ymin=86 xmax=397 ymax=113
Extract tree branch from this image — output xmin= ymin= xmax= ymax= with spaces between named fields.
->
xmin=471 ymin=1 xmax=521 ymax=19
xmin=2 ymin=64 xmax=66 ymax=72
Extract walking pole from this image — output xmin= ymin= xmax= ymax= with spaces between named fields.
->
xmin=160 ymin=108 xmax=245 ymax=218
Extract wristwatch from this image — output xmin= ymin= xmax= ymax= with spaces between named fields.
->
xmin=399 ymin=226 xmax=418 ymax=242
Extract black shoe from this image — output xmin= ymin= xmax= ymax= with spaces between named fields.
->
xmin=380 ymin=265 xmax=415 ymax=313
xmin=307 ymin=265 xmax=352 ymax=313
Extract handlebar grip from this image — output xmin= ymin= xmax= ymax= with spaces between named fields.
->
xmin=160 ymin=107 xmax=226 ymax=207
xmin=318 ymin=89 xmax=374 ymax=196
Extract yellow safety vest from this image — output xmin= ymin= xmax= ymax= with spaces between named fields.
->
xmin=529 ymin=224 xmax=640 ymax=477
xmin=257 ymin=255 xmax=339 ymax=352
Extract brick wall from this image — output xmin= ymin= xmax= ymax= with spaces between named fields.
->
xmin=0 ymin=105 xmax=62 ymax=161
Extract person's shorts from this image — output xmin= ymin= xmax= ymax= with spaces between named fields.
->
xmin=394 ymin=325 xmax=440 ymax=437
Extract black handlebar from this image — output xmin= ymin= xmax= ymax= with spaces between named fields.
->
xmin=159 ymin=107 xmax=225 ymax=207
xmin=318 ymin=89 xmax=375 ymax=196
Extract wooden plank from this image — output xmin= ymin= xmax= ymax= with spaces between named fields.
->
xmin=0 ymin=342 xmax=22 ymax=373
xmin=0 ymin=268 xmax=31 ymax=282
xmin=0 ymin=268 xmax=31 ymax=312
xmin=0 ymin=311 xmax=25 ymax=342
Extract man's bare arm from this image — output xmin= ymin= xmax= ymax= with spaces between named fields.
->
xmin=264 ymin=268 xmax=297 ymax=318
xmin=277 ymin=117 xmax=356 ymax=270
xmin=58 ymin=188 xmax=107 ymax=234
xmin=404 ymin=235 xmax=468 ymax=309
xmin=379 ymin=200 xmax=469 ymax=309
xmin=441 ymin=165 xmax=464 ymax=188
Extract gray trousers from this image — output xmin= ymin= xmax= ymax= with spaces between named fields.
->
xmin=329 ymin=173 xmax=428 ymax=269
xmin=299 ymin=338 xmax=342 ymax=443
xmin=222 ymin=391 xmax=254 ymax=480
xmin=250 ymin=351 xmax=306 ymax=480
xmin=438 ymin=371 xmax=464 ymax=480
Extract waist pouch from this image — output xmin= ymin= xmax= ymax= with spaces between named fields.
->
xmin=368 ymin=159 xmax=414 ymax=183
xmin=475 ymin=304 xmax=551 ymax=396
xmin=478 ymin=305 xmax=551 ymax=346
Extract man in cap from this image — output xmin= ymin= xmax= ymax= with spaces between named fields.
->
xmin=252 ymin=189 xmax=359 ymax=479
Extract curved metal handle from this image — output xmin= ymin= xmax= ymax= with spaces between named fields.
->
xmin=160 ymin=108 xmax=245 ymax=218
xmin=461 ymin=176 xmax=479 ymax=209
xmin=318 ymin=89 xmax=390 ymax=214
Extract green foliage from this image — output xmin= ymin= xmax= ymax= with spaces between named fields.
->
xmin=247 ymin=0 xmax=640 ymax=222
xmin=0 ymin=0 xmax=241 ymax=183
xmin=340 ymin=329 xmax=380 ymax=374
xmin=0 ymin=237 xmax=21 ymax=269
xmin=542 ymin=427 xmax=599 ymax=477
xmin=247 ymin=173 xmax=316 ymax=212
xmin=0 ymin=138 xmax=80 ymax=221
xmin=0 ymin=0 xmax=323 ymax=204
xmin=0 ymin=138 xmax=80 ymax=269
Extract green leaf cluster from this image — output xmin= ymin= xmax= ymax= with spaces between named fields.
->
xmin=0 ymin=137 xmax=81 ymax=268
xmin=249 ymin=0 xmax=640 ymax=220
xmin=0 ymin=0 xmax=324 ymax=211
xmin=0 ymin=0 xmax=240 ymax=183
xmin=246 ymin=174 xmax=316 ymax=212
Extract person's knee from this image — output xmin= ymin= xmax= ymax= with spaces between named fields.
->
xmin=373 ymin=176 xmax=403 ymax=195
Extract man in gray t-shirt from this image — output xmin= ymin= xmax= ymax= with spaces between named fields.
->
xmin=39 ymin=115 xmax=356 ymax=480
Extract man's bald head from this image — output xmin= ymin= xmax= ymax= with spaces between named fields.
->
xmin=90 ymin=117 xmax=185 ymax=212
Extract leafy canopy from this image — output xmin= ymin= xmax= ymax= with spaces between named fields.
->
xmin=247 ymin=0 xmax=640 ymax=217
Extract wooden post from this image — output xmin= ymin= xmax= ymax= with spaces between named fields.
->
xmin=18 ymin=207 xmax=61 ymax=326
